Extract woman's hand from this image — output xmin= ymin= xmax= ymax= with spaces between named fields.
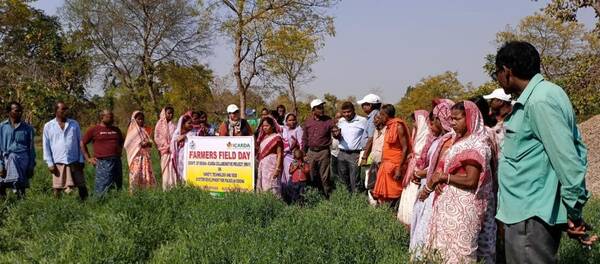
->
xmin=177 ymin=135 xmax=187 ymax=143
xmin=411 ymin=169 xmax=426 ymax=185
xmin=272 ymin=168 xmax=282 ymax=179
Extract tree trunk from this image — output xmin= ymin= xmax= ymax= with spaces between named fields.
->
xmin=233 ymin=6 xmax=246 ymax=118
xmin=289 ymin=80 xmax=298 ymax=115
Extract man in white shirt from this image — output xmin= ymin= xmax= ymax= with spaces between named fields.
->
xmin=483 ymin=88 xmax=513 ymax=147
xmin=335 ymin=101 xmax=367 ymax=193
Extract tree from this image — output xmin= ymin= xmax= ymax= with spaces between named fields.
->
xmin=157 ymin=62 xmax=214 ymax=119
xmin=214 ymin=0 xmax=337 ymax=117
xmin=265 ymin=25 xmax=330 ymax=114
xmin=62 ymin=0 xmax=213 ymax=114
xmin=487 ymin=13 xmax=600 ymax=120
xmin=542 ymin=0 xmax=600 ymax=31
xmin=0 ymin=0 xmax=92 ymax=130
xmin=395 ymin=72 xmax=467 ymax=119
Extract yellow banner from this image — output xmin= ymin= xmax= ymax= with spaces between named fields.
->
xmin=183 ymin=136 xmax=255 ymax=192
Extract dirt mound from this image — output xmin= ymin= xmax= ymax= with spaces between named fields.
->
xmin=580 ymin=115 xmax=600 ymax=195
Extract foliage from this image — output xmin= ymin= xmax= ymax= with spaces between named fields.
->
xmin=395 ymin=72 xmax=469 ymax=119
xmin=542 ymin=0 xmax=600 ymax=31
xmin=62 ymin=0 xmax=213 ymax=115
xmin=214 ymin=0 xmax=338 ymax=117
xmin=157 ymin=62 xmax=214 ymax=121
xmin=487 ymin=13 xmax=600 ymax=120
xmin=0 ymin=0 xmax=92 ymax=130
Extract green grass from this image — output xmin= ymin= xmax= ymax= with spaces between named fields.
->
xmin=0 ymin=149 xmax=598 ymax=263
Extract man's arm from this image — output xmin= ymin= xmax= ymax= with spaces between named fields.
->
xmin=530 ymin=101 xmax=590 ymax=220
xmin=42 ymin=125 xmax=55 ymax=167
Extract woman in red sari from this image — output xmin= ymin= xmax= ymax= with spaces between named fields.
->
xmin=372 ymin=104 xmax=412 ymax=205
xmin=124 ymin=111 xmax=156 ymax=192
xmin=256 ymin=116 xmax=283 ymax=197
xmin=423 ymin=101 xmax=495 ymax=263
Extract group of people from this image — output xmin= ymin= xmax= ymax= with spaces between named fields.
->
xmin=0 ymin=40 xmax=596 ymax=263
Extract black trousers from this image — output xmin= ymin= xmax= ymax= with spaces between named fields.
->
xmin=504 ymin=217 xmax=562 ymax=264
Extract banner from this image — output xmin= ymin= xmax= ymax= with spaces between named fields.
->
xmin=183 ymin=136 xmax=255 ymax=192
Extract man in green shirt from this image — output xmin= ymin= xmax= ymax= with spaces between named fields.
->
xmin=494 ymin=41 xmax=596 ymax=263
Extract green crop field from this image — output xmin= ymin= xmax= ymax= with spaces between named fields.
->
xmin=0 ymin=150 xmax=598 ymax=263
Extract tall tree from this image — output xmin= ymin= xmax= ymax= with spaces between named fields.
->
xmin=264 ymin=26 xmax=328 ymax=114
xmin=0 ymin=0 xmax=92 ymax=129
xmin=157 ymin=62 xmax=214 ymax=118
xmin=62 ymin=0 xmax=213 ymax=114
xmin=214 ymin=0 xmax=337 ymax=117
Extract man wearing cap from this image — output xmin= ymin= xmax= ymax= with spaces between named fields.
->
xmin=484 ymin=88 xmax=513 ymax=146
xmin=357 ymin=94 xmax=382 ymax=192
xmin=302 ymin=99 xmax=335 ymax=198
xmin=218 ymin=104 xmax=253 ymax=137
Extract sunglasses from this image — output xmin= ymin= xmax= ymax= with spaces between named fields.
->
xmin=491 ymin=67 xmax=506 ymax=82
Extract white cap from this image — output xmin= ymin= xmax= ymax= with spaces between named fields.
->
xmin=357 ymin=94 xmax=382 ymax=105
xmin=483 ymin=89 xmax=511 ymax=102
xmin=310 ymin=99 xmax=325 ymax=109
xmin=226 ymin=104 xmax=240 ymax=113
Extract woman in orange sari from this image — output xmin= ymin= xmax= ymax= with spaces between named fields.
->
xmin=124 ymin=111 xmax=156 ymax=192
xmin=372 ymin=104 xmax=412 ymax=205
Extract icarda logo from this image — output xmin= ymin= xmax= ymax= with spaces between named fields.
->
xmin=226 ymin=141 xmax=251 ymax=149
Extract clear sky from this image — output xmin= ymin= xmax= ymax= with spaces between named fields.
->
xmin=32 ymin=0 xmax=596 ymax=103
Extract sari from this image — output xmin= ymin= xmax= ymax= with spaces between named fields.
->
xmin=398 ymin=110 xmax=431 ymax=224
xmin=429 ymin=101 xmax=495 ymax=263
xmin=154 ymin=108 xmax=177 ymax=190
xmin=372 ymin=118 xmax=412 ymax=201
xmin=124 ymin=111 xmax=156 ymax=191
xmin=281 ymin=114 xmax=304 ymax=188
xmin=256 ymin=116 xmax=283 ymax=196
xmin=170 ymin=114 xmax=197 ymax=184
xmin=257 ymin=132 xmax=283 ymax=196
xmin=410 ymin=101 xmax=454 ymax=256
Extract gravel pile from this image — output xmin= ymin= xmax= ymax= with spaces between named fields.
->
xmin=580 ymin=115 xmax=600 ymax=195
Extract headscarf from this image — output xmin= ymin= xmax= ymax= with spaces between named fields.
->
xmin=412 ymin=110 xmax=431 ymax=159
xmin=444 ymin=101 xmax=491 ymax=196
xmin=154 ymin=108 xmax=175 ymax=155
xmin=124 ymin=111 xmax=152 ymax=166
xmin=432 ymin=99 xmax=454 ymax=133
xmin=170 ymin=113 xmax=194 ymax=181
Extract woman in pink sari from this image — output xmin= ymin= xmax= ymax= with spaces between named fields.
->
xmin=256 ymin=116 xmax=283 ymax=197
xmin=124 ymin=111 xmax=156 ymax=192
xmin=154 ymin=107 xmax=177 ymax=190
xmin=423 ymin=101 xmax=495 ymax=263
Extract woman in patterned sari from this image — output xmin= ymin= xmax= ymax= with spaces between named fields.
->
xmin=124 ymin=111 xmax=156 ymax=192
xmin=410 ymin=100 xmax=455 ymax=256
xmin=423 ymin=101 xmax=495 ymax=263
xmin=256 ymin=116 xmax=283 ymax=197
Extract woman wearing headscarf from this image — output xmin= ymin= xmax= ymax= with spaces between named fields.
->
xmin=256 ymin=116 xmax=283 ymax=197
xmin=281 ymin=113 xmax=304 ymax=201
xmin=422 ymin=101 xmax=495 ymax=263
xmin=410 ymin=100 xmax=455 ymax=257
xmin=397 ymin=110 xmax=431 ymax=224
xmin=154 ymin=107 xmax=177 ymax=190
xmin=124 ymin=111 xmax=156 ymax=192
xmin=171 ymin=113 xmax=197 ymax=183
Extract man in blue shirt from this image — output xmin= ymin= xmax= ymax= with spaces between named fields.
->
xmin=335 ymin=101 xmax=367 ymax=193
xmin=43 ymin=102 xmax=88 ymax=200
xmin=0 ymin=102 xmax=36 ymax=199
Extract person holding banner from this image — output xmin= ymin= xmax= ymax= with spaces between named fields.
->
xmin=193 ymin=111 xmax=215 ymax=136
xmin=218 ymin=104 xmax=253 ymax=137
xmin=256 ymin=116 xmax=283 ymax=196
xmin=171 ymin=114 xmax=195 ymax=183
xmin=155 ymin=107 xmax=177 ymax=190
xmin=124 ymin=111 xmax=156 ymax=192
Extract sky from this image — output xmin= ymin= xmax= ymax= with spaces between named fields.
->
xmin=32 ymin=0 xmax=597 ymax=103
